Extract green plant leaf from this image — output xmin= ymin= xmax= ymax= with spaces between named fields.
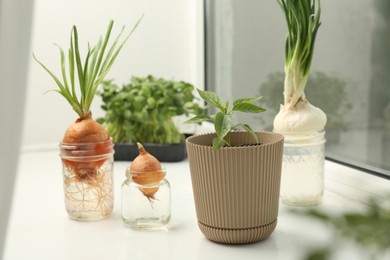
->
xmin=214 ymin=112 xmax=232 ymax=140
xmin=240 ymin=124 xmax=259 ymax=144
xmin=212 ymin=137 xmax=227 ymax=149
xmin=87 ymin=37 xmax=101 ymax=84
xmin=304 ymin=247 xmax=332 ymax=260
xmin=54 ymin=44 xmax=70 ymax=93
xmin=197 ymin=89 xmax=225 ymax=112
xmin=182 ymin=88 xmax=265 ymax=148
xmin=68 ymin=43 xmax=76 ymax=100
xmin=277 ymin=0 xmax=321 ymax=107
xmin=147 ymin=97 xmax=156 ymax=108
xmin=232 ymin=102 xmax=266 ymax=113
xmin=233 ymin=96 xmax=263 ymax=106
xmin=72 ymin=26 xmax=85 ymax=104
xmin=98 ymin=75 xmax=205 ymax=144
xmin=224 ymin=101 xmax=229 ymax=114
xmin=183 ymin=114 xmax=212 ymax=124
xmin=34 ymin=18 xmax=142 ymax=118
xmin=91 ymin=21 xmax=114 ymax=83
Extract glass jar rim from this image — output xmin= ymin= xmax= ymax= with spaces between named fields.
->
xmin=274 ymin=130 xmax=325 ymax=139
xmin=278 ymin=131 xmax=326 ymax=147
xmin=59 ymin=138 xmax=114 ymax=148
xmin=126 ymin=166 xmax=166 ymax=178
xmin=59 ymin=139 xmax=114 ymax=159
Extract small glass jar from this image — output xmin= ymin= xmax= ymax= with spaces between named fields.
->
xmin=279 ymin=131 xmax=326 ymax=206
xmin=59 ymin=139 xmax=114 ymax=221
xmin=121 ymin=167 xmax=171 ymax=230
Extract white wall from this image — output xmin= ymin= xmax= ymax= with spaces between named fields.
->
xmin=0 ymin=0 xmax=34 ymax=257
xmin=22 ymin=0 xmax=204 ymax=148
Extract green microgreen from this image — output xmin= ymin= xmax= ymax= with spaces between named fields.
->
xmin=97 ymin=75 xmax=204 ymax=144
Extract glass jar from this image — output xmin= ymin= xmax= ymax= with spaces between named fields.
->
xmin=59 ymin=139 xmax=114 ymax=221
xmin=279 ymin=131 xmax=326 ymax=206
xmin=121 ymin=167 xmax=171 ymax=230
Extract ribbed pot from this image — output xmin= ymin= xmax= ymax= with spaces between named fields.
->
xmin=186 ymin=131 xmax=284 ymax=244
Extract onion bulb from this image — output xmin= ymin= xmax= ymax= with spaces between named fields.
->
xmin=274 ymin=0 xmax=327 ymax=134
xmin=274 ymin=100 xmax=327 ymax=133
xmin=130 ymin=143 xmax=165 ymax=200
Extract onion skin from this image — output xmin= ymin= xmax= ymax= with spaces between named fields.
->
xmin=130 ymin=143 xmax=164 ymax=200
xmin=61 ymin=112 xmax=112 ymax=179
xmin=273 ymin=100 xmax=327 ymax=133
xmin=63 ymin=112 xmax=110 ymax=143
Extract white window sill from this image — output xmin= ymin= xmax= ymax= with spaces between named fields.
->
xmin=4 ymin=148 xmax=390 ymax=260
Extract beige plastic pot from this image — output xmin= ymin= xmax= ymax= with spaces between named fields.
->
xmin=186 ymin=131 xmax=284 ymax=244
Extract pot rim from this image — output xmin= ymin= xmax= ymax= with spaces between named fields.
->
xmin=185 ymin=130 xmax=284 ymax=149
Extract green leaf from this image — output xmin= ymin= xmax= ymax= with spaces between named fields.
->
xmin=68 ymin=44 xmax=76 ymax=100
xmin=212 ymin=137 xmax=227 ymax=149
xmin=82 ymin=46 xmax=93 ymax=107
xmin=214 ymin=112 xmax=232 ymax=140
xmin=240 ymin=124 xmax=259 ymax=144
xmin=224 ymin=101 xmax=229 ymax=114
xmin=33 ymin=54 xmax=64 ymax=91
xmin=233 ymin=96 xmax=263 ymax=106
xmin=33 ymin=53 xmax=85 ymax=116
xmin=91 ymin=20 xmax=114 ymax=82
xmin=305 ymin=247 xmax=332 ymax=260
xmin=98 ymin=16 xmax=143 ymax=77
xmin=72 ymin=26 xmax=85 ymax=102
xmin=197 ymin=89 xmax=225 ymax=112
xmin=277 ymin=0 xmax=321 ymax=107
xmin=35 ymin=18 xmax=142 ymax=118
xmin=96 ymin=117 xmax=105 ymax=124
xmin=54 ymin=44 xmax=70 ymax=93
xmin=87 ymin=37 xmax=101 ymax=83
xmin=183 ymin=114 xmax=212 ymax=124
xmin=147 ymin=97 xmax=156 ymax=108
xmin=232 ymin=102 xmax=266 ymax=113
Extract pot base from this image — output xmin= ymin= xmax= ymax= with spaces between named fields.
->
xmin=198 ymin=219 xmax=277 ymax=244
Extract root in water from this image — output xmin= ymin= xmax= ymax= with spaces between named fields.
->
xmin=138 ymin=188 xmax=160 ymax=208
xmin=145 ymin=194 xmax=161 ymax=208
xmin=63 ymin=166 xmax=113 ymax=218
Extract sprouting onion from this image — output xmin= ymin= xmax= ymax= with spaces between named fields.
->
xmin=33 ymin=18 xmax=142 ymax=118
xmin=33 ymin=18 xmax=142 ymax=175
xmin=274 ymin=0 xmax=326 ymax=133
xmin=277 ymin=0 xmax=321 ymax=107
xmin=33 ymin=19 xmax=143 ymax=219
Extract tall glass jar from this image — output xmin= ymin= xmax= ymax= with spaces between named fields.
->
xmin=121 ymin=167 xmax=171 ymax=230
xmin=59 ymin=139 xmax=114 ymax=221
xmin=279 ymin=131 xmax=326 ymax=206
